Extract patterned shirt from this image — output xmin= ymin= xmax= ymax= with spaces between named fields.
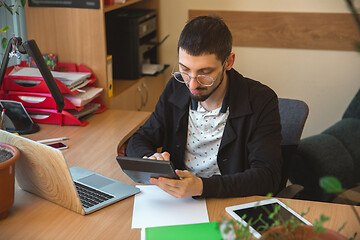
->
xmin=184 ymin=102 xmax=229 ymax=178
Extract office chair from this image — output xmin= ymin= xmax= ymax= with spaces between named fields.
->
xmin=290 ymin=89 xmax=360 ymax=203
xmin=276 ymin=98 xmax=309 ymax=198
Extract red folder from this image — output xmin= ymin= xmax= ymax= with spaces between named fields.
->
xmin=26 ymin=108 xmax=89 ymax=126
xmin=4 ymin=91 xmax=84 ymax=110
xmin=2 ymin=61 xmax=96 ymax=94
xmin=26 ymin=102 xmax=105 ymax=126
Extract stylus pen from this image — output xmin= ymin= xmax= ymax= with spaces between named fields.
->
xmin=37 ymin=137 xmax=69 ymax=144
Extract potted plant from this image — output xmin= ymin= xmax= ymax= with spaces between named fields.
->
xmin=219 ymin=174 xmax=360 ymax=240
xmin=259 ymin=176 xmax=360 ymax=240
xmin=0 ymin=143 xmax=20 ymax=219
xmin=260 ymin=225 xmax=347 ymax=240
xmin=218 ymin=192 xmax=351 ymax=240
xmin=219 ymin=208 xmax=349 ymax=240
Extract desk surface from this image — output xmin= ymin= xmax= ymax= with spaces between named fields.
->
xmin=0 ymin=109 xmax=359 ymax=239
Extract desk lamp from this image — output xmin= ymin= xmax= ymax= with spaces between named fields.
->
xmin=0 ymin=37 xmax=65 ymax=134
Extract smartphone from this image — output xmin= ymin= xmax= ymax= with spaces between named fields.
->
xmin=226 ymin=198 xmax=312 ymax=239
xmin=47 ymin=142 xmax=68 ymax=150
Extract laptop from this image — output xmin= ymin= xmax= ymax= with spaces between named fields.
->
xmin=0 ymin=129 xmax=140 ymax=215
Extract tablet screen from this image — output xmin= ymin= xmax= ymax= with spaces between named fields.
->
xmin=0 ymin=100 xmax=39 ymax=134
xmin=233 ymin=202 xmax=308 ymax=234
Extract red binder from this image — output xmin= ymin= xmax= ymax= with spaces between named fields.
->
xmin=26 ymin=101 xmax=105 ymax=126
xmin=4 ymin=91 xmax=84 ymax=110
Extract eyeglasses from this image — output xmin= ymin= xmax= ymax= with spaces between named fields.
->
xmin=171 ymin=61 xmax=226 ymax=87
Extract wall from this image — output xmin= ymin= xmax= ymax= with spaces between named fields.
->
xmin=157 ymin=0 xmax=360 ymax=138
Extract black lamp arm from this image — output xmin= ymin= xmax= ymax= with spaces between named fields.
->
xmin=0 ymin=38 xmax=17 ymax=86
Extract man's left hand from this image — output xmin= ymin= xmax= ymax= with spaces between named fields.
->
xmin=150 ymin=170 xmax=203 ymax=198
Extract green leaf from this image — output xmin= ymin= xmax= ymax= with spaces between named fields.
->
xmin=320 ymin=214 xmax=330 ymax=222
xmin=13 ymin=0 xmax=20 ymax=13
xmin=319 ymin=176 xmax=343 ymax=193
xmin=3 ymin=2 xmax=14 ymax=15
xmin=338 ymin=222 xmax=347 ymax=233
xmin=1 ymin=26 xmax=11 ymax=33
xmin=314 ymin=219 xmax=326 ymax=233
xmin=265 ymin=193 xmax=273 ymax=199
xmin=21 ymin=0 xmax=26 ymax=8
xmin=1 ymin=37 xmax=7 ymax=51
xmin=301 ymin=207 xmax=310 ymax=216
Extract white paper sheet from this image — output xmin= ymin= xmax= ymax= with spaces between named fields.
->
xmin=132 ymin=185 xmax=209 ymax=229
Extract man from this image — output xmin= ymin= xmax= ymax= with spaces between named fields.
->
xmin=126 ymin=15 xmax=282 ymax=199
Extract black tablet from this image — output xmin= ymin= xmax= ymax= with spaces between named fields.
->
xmin=116 ymin=156 xmax=179 ymax=184
xmin=0 ymin=100 xmax=40 ymax=134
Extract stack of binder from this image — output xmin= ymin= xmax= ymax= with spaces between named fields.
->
xmin=1 ymin=61 xmax=105 ymax=126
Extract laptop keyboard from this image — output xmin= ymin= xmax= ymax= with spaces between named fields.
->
xmin=74 ymin=182 xmax=114 ymax=208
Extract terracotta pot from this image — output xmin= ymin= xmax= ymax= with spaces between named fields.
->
xmin=0 ymin=143 xmax=20 ymax=219
xmin=261 ymin=225 xmax=347 ymax=240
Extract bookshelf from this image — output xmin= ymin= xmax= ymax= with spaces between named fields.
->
xmin=24 ymin=0 xmax=163 ymax=110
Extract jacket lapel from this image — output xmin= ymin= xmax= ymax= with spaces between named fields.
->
xmin=219 ymin=69 xmax=253 ymax=151
xmin=168 ymin=80 xmax=190 ymax=165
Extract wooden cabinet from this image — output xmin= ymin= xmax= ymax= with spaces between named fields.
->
xmin=110 ymin=73 xmax=164 ymax=111
xmin=24 ymin=0 xmax=162 ymax=109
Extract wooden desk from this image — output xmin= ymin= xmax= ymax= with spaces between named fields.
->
xmin=0 ymin=110 xmax=359 ymax=239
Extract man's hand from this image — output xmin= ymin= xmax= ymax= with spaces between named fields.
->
xmin=150 ymin=170 xmax=203 ymax=198
xmin=143 ymin=151 xmax=170 ymax=161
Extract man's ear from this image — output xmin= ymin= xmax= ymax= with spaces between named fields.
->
xmin=225 ymin=53 xmax=235 ymax=70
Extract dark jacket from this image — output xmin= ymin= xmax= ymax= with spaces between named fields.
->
xmin=126 ymin=68 xmax=282 ymax=198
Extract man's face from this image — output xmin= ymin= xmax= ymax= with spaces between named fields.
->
xmin=178 ymin=48 xmax=225 ymax=102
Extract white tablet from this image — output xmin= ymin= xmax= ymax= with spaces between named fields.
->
xmin=225 ymin=198 xmax=312 ymax=239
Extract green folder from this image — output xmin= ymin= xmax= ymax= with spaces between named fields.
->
xmin=145 ymin=222 xmax=223 ymax=240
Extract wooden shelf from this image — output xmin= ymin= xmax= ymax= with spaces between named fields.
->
xmin=25 ymin=0 xmax=160 ymax=109
xmin=104 ymin=0 xmax=142 ymax=13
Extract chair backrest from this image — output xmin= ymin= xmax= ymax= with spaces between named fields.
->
xmin=278 ymin=98 xmax=309 ymax=146
xmin=278 ymin=98 xmax=309 ymax=193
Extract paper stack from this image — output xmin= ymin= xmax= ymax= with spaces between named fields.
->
xmin=63 ymin=87 xmax=103 ymax=107
xmin=10 ymin=67 xmax=92 ymax=91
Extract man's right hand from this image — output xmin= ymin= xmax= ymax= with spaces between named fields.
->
xmin=143 ymin=151 xmax=170 ymax=161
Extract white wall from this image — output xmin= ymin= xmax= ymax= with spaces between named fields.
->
xmin=157 ymin=0 xmax=360 ymax=138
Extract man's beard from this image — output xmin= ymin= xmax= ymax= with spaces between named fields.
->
xmin=190 ymin=88 xmax=212 ymax=102
xmin=190 ymin=70 xmax=225 ymax=102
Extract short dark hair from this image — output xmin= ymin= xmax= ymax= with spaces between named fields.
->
xmin=178 ymin=15 xmax=232 ymax=63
